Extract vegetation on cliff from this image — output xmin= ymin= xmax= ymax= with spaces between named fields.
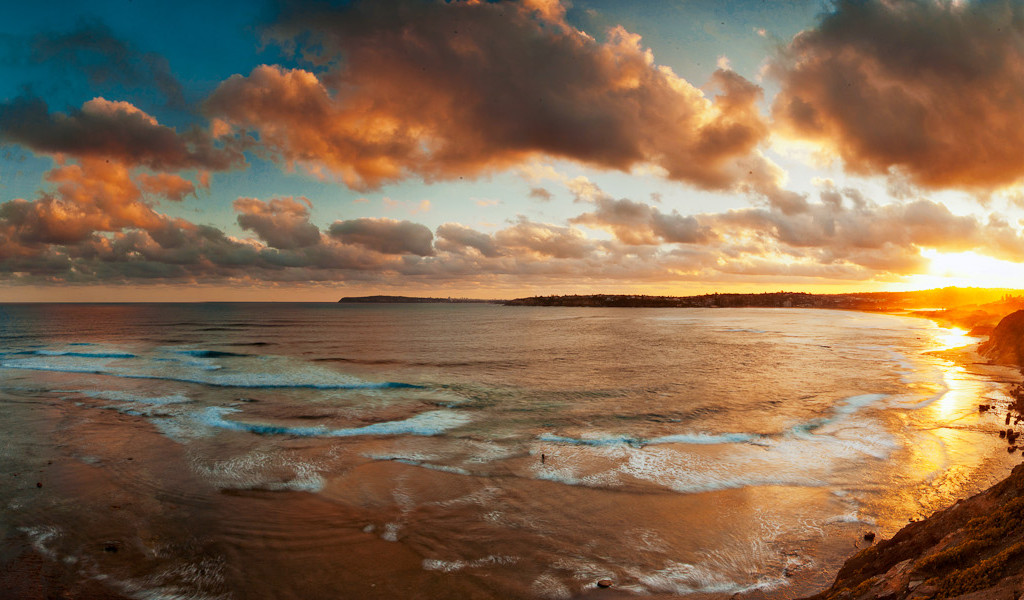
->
xmin=805 ymin=462 xmax=1024 ymax=600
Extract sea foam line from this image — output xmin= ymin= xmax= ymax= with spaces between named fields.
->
xmin=199 ymin=407 xmax=470 ymax=438
xmin=0 ymin=358 xmax=419 ymax=390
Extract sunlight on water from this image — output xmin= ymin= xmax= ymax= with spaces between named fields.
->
xmin=0 ymin=304 xmax=1018 ymax=600
xmin=930 ymin=325 xmax=974 ymax=351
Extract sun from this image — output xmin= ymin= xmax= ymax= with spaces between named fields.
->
xmin=904 ymin=249 xmax=1024 ymax=289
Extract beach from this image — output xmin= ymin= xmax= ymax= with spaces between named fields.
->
xmin=1 ymin=303 xmax=1020 ymax=599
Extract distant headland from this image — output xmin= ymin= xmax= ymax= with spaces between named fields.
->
xmin=341 ymin=288 xmax=1024 ymax=334
xmin=337 ymin=295 xmax=501 ymax=304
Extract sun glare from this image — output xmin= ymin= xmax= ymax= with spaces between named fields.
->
xmin=905 ymin=249 xmax=1024 ymax=290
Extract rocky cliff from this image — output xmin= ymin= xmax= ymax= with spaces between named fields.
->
xmin=804 ymin=463 xmax=1024 ymax=600
xmin=980 ymin=310 xmax=1024 ymax=367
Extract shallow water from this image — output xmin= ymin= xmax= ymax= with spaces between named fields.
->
xmin=0 ymin=303 xmax=1018 ymax=599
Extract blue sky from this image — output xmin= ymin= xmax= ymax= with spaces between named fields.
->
xmin=2 ymin=0 xmax=1024 ymax=301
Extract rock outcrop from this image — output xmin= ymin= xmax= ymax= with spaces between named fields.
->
xmin=979 ymin=310 xmax=1024 ymax=367
xmin=803 ymin=463 xmax=1024 ymax=600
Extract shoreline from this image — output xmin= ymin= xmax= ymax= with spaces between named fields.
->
xmin=797 ymin=311 xmax=1024 ymax=599
xmin=2 ymin=307 xmax=1021 ymax=599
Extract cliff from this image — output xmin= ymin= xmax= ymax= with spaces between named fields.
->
xmin=980 ymin=310 xmax=1024 ymax=367
xmin=804 ymin=463 xmax=1024 ymax=600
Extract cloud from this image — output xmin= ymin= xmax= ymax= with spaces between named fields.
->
xmin=137 ymin=173 xmax=196 ymax=202
xmin=234 ymin=196 xmax=322 ymax=249
xmin=204 ymin=0 xmax=769 ymax=190
xmin=28 ymin=20 xmax=185 ymax=108
xmin=529 ymin=187 xmax=554 ymax=202
xmin=0 ymin=96 xmax=243 ymax=171
xmin=572 ymin=195 xmax=716 ymax=245
xmin=771 ymin=0 xmax=1024 ymax=190
xmin=435 ymin=223 xmax=503 ymax=258
xmin=493 ymin=219 xmax=594 ymax=259
xmin=709 ymin=182 xmax=1024 ymax=273
xmin=327 ymin=218 xmax=435 ymax=256
xmin=4 ymin=164 xmax=1024 ymax=289
xmin=0 ymin=157 xmax=164 ymax=245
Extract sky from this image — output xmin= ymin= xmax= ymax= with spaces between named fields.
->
xmin=4 ymin=0 xmax=1024 ymax=301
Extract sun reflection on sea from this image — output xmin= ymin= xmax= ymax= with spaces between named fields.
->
xmin=894 ymin=322 xmax=1003 ymax=519
xmin=931 ymin=326 xmax=973 ymax=352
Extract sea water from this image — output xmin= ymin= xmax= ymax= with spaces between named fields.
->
xmin=0 ymin=303 xmax=1019 ymax=599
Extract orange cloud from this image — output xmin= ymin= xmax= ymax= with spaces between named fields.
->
xmin=138 ymin=173 xmax=196 ymax=202
xmin=771 ymin=0 xmax=1024 ymax=190
xmin=205 ymin=0 xmax=769 ymax=191
xmin=0 ymin=157 xmax=166 ymax=245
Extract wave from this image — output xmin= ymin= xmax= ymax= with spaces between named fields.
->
xmin=198 ymin=407 xmax=470 ymax=438
xmin=172 ymin=349 xmax=250 ymax=358
xmin=24 ymin=350 xmax=137 ymax=359
xmin=1 ymin=357 xmax=420 ymax=390
xmin=538 ymin=393 xmax=888 ymax=450
xmin=539 ymin=431 xmax=760 ymax=448
xmin=78 ymin=390 xmax=193 ymax=406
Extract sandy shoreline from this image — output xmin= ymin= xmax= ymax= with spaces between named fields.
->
xmin=795 ymin=314 xmax=1024 ymax=599
xmin=2 ymin=309 xmax=1021 ymax=600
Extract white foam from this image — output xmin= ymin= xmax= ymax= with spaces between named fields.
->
xmin=422 ymin=555 xmax=517 ymax=573
xmin=531 ymin=574 xmax=572 ymax=600
xmin=79 ymin=390 xmax=192 ymax=406
xmin=199 ymin=407 xmax=471 ymax=438
xmin=381 ymin=522 xmax=401 ymax=542
xmin=189 ymin=449 xmax=326 ymax=493
xmin=18 ymin=525 xmax=60 ymax=560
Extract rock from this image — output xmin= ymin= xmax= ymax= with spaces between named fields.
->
xmin=597 ymin=579 xmax=614 ymax=588
xmin=1001 ymin=430 xmax=1007 ymax=438
xmin=1010 ymin=446 xmax=1018 ymax=453
xmin=864 ymin=531 xmax=876 ymax=542
xmin=979 ymin=310 xmax=1024 ymax=366
xmin=103 ymin=543 xmax=118 ymax=553
xmin=980 ymin=404 xmax=990 ymax=412
xmin=1007 ymin=413 xmax=1013 ymax=424
xmin=35 ymin=482 xmax=42 ymax=488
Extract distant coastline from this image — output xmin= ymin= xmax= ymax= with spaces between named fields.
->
xmin=341 ymin=287 xmax=1024 ymax=335
xmin=337 ymin=295 xmax=502 ymax=304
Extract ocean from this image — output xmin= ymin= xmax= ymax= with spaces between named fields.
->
xmin=0 ymin=303 xmax=1018 ymax=599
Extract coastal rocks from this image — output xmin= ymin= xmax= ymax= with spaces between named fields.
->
xmin=799 ymin=463 xmax=1024 ymax=600
xmin=979 ymin=310 xmax=1024 ymax=367
xmin=597 ymin=579 xmax=614 ymax=588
